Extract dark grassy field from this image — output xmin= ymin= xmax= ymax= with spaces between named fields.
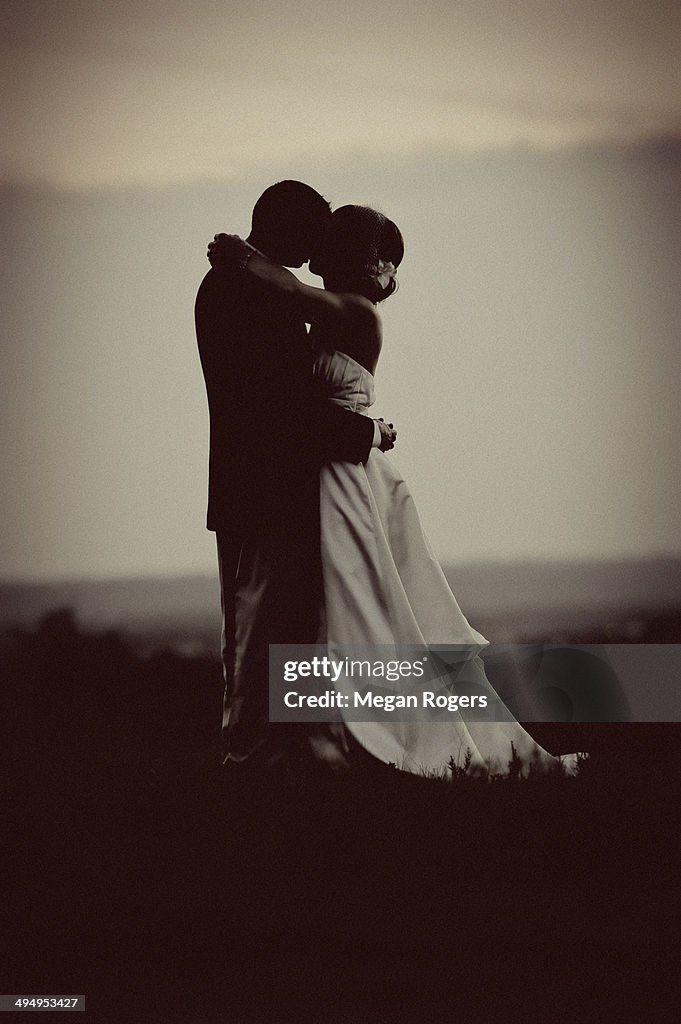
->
xmin=4 ymin=611 xmax=681 ymax=1023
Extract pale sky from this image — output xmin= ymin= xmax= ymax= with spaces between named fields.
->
xmin=1 ymin=1 xmax=680 ymax=580
xmin=2 ymin=0 xmax=680 ymax=188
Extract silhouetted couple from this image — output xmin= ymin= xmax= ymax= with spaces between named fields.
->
xmin=195 ymin=180 xmax=580 ymax=777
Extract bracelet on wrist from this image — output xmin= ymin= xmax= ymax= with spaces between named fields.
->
xmin=239 ymin=248 xmax=256 ymax=272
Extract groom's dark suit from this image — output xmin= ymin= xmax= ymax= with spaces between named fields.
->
xmin=195 ymin=265 xmax=373 ymax=764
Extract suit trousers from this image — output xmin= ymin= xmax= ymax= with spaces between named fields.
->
xmin=216 ymin=530 xmax=348 ymax=769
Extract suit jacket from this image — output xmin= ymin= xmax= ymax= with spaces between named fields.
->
xmin=195 ymin=266 xmax=374 ymax=539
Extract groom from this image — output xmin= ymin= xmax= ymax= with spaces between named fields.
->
xmin=196 ymin=180 xmax=396 ymax=770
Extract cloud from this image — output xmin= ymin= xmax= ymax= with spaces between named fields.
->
xmin=1 ymin=0 xmax=680 ymax=187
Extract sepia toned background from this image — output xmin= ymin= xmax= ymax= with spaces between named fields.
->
xmin=1 ymin=1 xmax=679 ymax=626
xmin=5 ymin=10 xmax=681 ymax=1016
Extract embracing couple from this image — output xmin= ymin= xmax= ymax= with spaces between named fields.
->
xmin=195 ymin=180 xmax=580 ymax=778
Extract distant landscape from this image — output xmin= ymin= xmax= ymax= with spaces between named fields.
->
xmin=2 ymin=555 xmax=680 ymax=654
xmin=5 ymin=555 xmax=681 ymax=1020
xmin=5 ymin=587 xmax=681 ymax=1021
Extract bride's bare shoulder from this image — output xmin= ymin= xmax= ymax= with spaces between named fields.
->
xmin=338 ymin=296 xmax=383 ymax=373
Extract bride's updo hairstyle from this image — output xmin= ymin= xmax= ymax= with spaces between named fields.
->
xmin=309 ymin=205 xmax=404 ymax=304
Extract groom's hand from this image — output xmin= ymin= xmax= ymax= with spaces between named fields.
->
xmin=376 ymin=418 xmax=397 ymax=452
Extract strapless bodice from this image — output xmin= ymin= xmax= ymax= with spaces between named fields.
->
xmin=312 ymin=349 xmax=375 ymax=414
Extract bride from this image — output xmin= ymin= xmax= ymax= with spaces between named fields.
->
xmin=208 ymin=205 xmax=581 ymax=778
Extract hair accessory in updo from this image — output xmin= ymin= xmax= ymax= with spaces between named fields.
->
xmin=367 ymin=259 xmax=398 ymax=290
xmin=312 ymin=205 xmax=404 ymax=301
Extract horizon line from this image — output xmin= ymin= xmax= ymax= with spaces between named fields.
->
xmin=2 ymin=551 xmax=681 ymax=589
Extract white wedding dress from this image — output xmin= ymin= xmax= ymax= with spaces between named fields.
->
xmin=314 ymin=348 xmax=579 ymax=778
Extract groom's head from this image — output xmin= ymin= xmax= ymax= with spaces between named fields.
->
xmin=248 ymin=180 xmax=331 ymax=268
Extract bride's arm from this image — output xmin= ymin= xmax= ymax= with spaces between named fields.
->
xmin=206 ymin=233 xmax=393 ymax=447
xmin=207 ymin=234 xmax=378 ymax=332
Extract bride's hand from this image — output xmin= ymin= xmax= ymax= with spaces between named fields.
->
xmin=207 ymin=233 xmax=252 ymax=268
